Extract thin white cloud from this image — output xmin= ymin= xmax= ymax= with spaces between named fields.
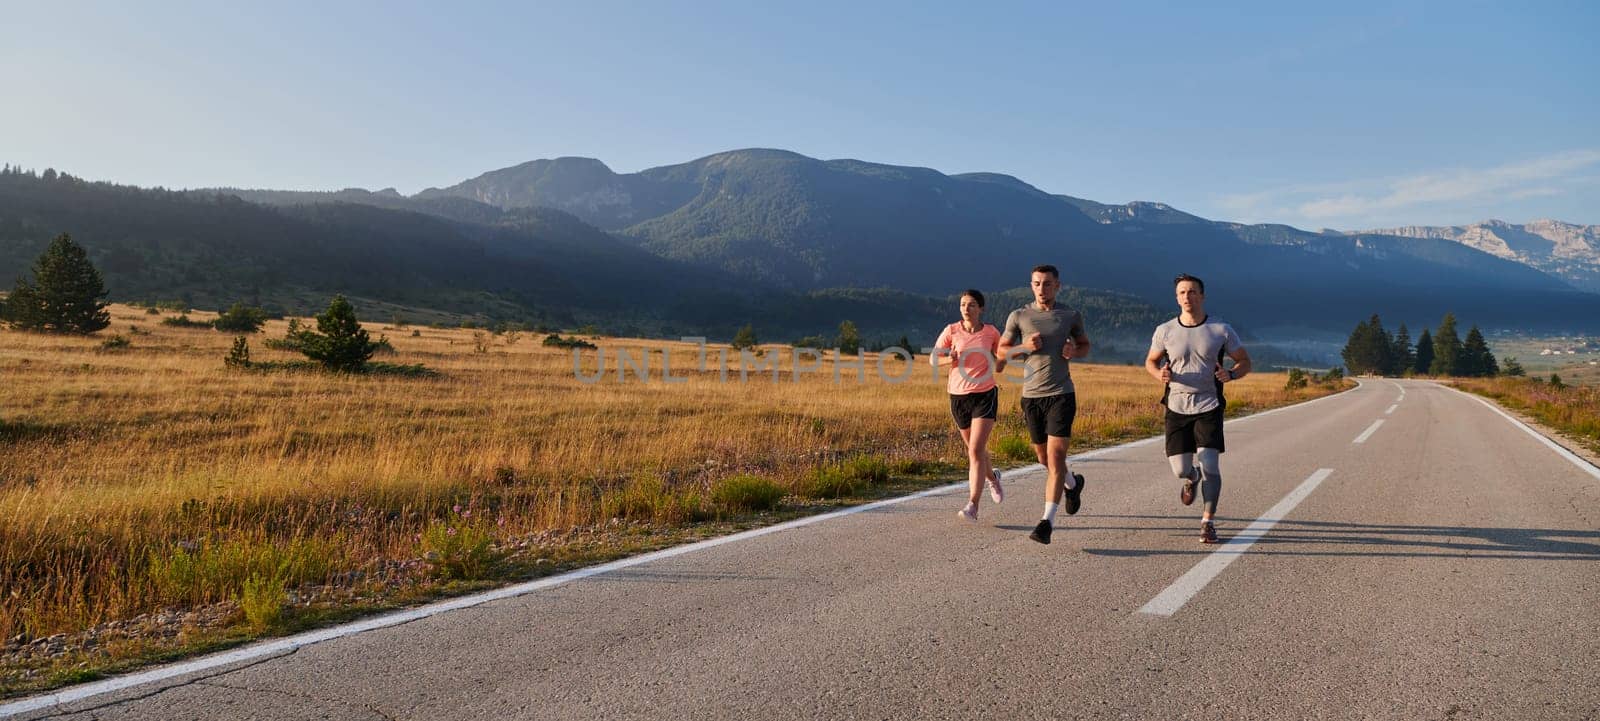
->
xmin=1213 ymin=149 xmax=1600 ymax=228
xmin=1509 ymin=186 xmax=1563 ymax=200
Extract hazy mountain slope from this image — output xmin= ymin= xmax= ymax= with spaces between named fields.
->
xmin=1360 ymin=219 xmax=1600 ymax=292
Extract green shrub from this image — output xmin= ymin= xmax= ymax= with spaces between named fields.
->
xmin=418 ymin=509 xmax=498 ymax=580
xmin=213 ymin=302 xmax=268 ymax=333
xmin=99 ymin=334 xmax=131 ymax=351
xmin=238 ymin=571 xmax=287 ymax=630
xmin=602 ymin=476 xmax=706 ymax=523
xmin=710 ymin=474 xmax=785 ymax=511
xmin=994 ymin=435 xmax=1034 ymax=462
xmin=543 ymin=334 xmax=597 ymax=350
xmin=1285 ymin=368 xmax=1308 ymax=390
xmin=841 ymin=456 xmax=890 ymax=484
xmin=144 ymin=536 xmax=334 ymax=607
xmin=262 ymin=319 xmax=307 ymax=352
xmin=365 ymin=362 xmax=438 ymax=377
xmin=161 ymin=314 xmax=211 ymax=329
xmin=803 ymin=467 xmax=858 ymax=499
xmin=890 ymin=458 xmax=931 ymax=475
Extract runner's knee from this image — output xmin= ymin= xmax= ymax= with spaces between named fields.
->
xmin=1171 ymin=450 xmax=1196 ymax=479
xmin=1196 ymin=448 xmax=1221 ymax=479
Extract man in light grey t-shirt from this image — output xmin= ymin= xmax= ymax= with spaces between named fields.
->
xmin=998 ymin=264 xmax=1092 ymax=545
xmin=1145 ymin=273 xmax=1252 ymax=544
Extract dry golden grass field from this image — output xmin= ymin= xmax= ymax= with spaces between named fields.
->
xmin=0 ymin=302 xmax=1346 ymax=694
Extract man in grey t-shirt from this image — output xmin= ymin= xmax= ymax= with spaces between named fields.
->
xmin=1144 ymin=273 xmax=1252 ymax=544
xmin=999 ymin=264 xmax=1092 ymax=545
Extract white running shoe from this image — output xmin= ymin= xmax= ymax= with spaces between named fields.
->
xmin=957 ymin=504 xmax=978 ymax=523
xmin=987 ymin=469 xmax=1005 ymax=504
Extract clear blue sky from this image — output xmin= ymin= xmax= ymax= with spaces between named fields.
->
xmin=4 ymin=0 xmax=1596 ymax=229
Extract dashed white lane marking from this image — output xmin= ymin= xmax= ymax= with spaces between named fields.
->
xmin=2 ymin=383 xmax=1368 ymax=718
xmin=1138 ymin=468 xmax=1337 ymax=616
xmin=1353 ymin=419 xmax=1385 ymax=444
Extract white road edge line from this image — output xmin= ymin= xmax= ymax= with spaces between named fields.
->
xmin=1385 ymin=404 xmax=1398 ymax=415
xmin=1445 ymin=385 xmax=1600 ymax=482
xmin=1352 ymin=419 xmax=1385 ymax=444
xmin=1138 ymin=468 xmax=1335 ymax=617
xmin=0 ymin=382 xmax=1364 ymax=718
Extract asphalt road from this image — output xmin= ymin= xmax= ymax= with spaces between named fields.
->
xmin=9 ymin=380 xmax=1600 ymax=720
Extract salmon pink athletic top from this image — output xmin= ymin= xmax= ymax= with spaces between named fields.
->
xmin=933 ymin=322 xmax=1001 ymax=395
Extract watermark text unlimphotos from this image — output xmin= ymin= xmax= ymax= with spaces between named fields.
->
xmin=573 ymin=337 xmax=1022 ymax=385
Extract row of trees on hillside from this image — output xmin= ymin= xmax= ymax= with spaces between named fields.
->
xmin=1342 ymin=313 xmax=1517 ymax=377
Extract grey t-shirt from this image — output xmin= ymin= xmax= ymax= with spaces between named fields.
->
xmin=1150 ymin=315 xmax=1243 ymax=414
xmin=1002 ymin=303 xmax=1087 ymax=398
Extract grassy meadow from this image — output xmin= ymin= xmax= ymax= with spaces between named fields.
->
xmin=0 ymin=303 xmax=1346 ymax=693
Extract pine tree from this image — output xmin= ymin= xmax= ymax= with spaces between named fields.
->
xmin=1392 ymin=323 xmax=1414 ymax=376
xmin=1341 ymin=320 xmax=1374 ymax=374
xmin=731 ymin=323 xmax=758 ymax=351
xmin=1370 ymin=315 xmax=1395 ymax=375
xmin=1461 ymin=326 xmax=1497 ymax=377
xmin=1414 ymin=328 xmax=1434 ymax=375
xmin=294 ymin=295 xmax=383 ymax=372
xmin=224 ymin=336 xmax=252 ymax=368
xmin=3 ymin=233 xmax=110 ymax=334
xmin=837 ymin=320 xmax=860 ymax=356
xmin=1341 ymin=314 xmax=1393 ymax=375
xmin=1430 ymin=314 xmax=1462 ymax=376
xmin=1502 ymin=357 xmax=1525 ymax=377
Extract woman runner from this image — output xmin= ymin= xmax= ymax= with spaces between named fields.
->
xmin=932 ymin=289 xmax=1007 ymax=521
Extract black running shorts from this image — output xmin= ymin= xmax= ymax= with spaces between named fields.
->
xmin=949 ymin=387 xmax=999 ymax=429
xmin=1021 ymin=392 xmax=1076 ymax=444
xmin=1164 ymin=406 xmax=1225 ymax=456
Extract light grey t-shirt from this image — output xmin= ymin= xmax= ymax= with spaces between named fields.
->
xmin=1002 ymin=303 xmax=1087 ymax=398
xmin=1150 ymin=315 xmax=1243 ymax=415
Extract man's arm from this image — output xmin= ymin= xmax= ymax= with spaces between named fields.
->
xmin=1216 ymin=346 xmax=1253 ymax=383
xmin=1064 ymin=330 xmax=1092 ymax=359
xmin=997 ymin=311 xmax=1026 ymax=363
xmin=1062 ymin=314 xmax=1091 ymax=359
xmin=1146 ymin=347 xmax=1170 ymax=383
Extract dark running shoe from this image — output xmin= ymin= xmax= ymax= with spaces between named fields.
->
xmin=1200 ymin=521 xmax=1219 ymax=544
xmin=1181 ymin=465 xmax=1199 ymax=506
xmin=1064 ymin=473 xmax=1086 ymax=515
xmin=1029 ymin=519 xmax=1053 ymax=545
